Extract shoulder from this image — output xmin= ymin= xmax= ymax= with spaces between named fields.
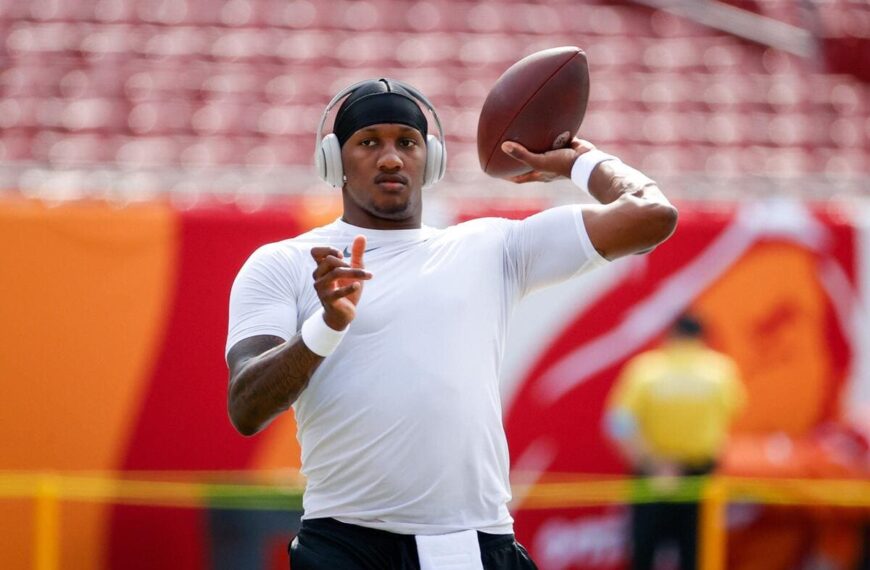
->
xmin=429 ymin=218 xmax=521 ymax=260
xmin=704 ymin=350 xmax=740 ymax=376
xmin=438 ymin=216 xmax=516 ymax=242
xmin=620 ymin=350 xmax=666 ymax=381
xmin=238 ymin=241 xmax=304 ymax=278
xmin=241 ymin=222 xmax=342 ymax=270
xmin=628 ymin=349 xmax=665 ymax=369
xmin=232 ymin=227 xmax=332 ymax=292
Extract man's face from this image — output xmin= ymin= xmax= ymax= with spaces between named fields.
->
xmin=340 ymin=123 xmax=426 ymax=228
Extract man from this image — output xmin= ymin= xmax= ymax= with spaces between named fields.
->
xmin=605 ymin=314 xmax=746 ymax=570
xmin=226 ymin=78 xmax=677 ymax=570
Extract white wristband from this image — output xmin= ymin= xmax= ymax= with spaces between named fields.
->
xmin=301 ymin=308 xmax=347 ymax=357
xmin=570 ymin=149 xmax=621 ymax=194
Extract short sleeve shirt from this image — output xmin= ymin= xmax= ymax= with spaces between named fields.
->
xmin=227 ymin=205 xmax=607 ymax=534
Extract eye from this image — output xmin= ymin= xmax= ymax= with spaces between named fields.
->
xmin=360 ymin=138 xmax=377 ymax=147
xmin=400 ymin=138 xmax=418 ymax=148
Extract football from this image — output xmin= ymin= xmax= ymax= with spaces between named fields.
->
xmin=477 ymin=46 xmax=590 ymax=179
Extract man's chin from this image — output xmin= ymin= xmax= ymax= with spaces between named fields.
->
xmin=371 ymin=201 xmax=414 ymax=220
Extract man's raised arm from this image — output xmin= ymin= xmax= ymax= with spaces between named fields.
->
xmin=502 ymin=139 xmax=678 ymax=260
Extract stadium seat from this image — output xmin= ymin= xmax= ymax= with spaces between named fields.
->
xmin=0 ymin=0 xmax=864 ymax=181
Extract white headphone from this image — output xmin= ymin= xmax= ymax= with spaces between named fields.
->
xmin=314 ymin=79 xmax=447 ymax=189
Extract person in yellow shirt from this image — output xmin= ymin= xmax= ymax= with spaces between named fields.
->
xmin=605 ymin=313 xmax=745 ymax=570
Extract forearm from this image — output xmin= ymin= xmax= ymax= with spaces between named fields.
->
xmin=585 ymin=155 xmax=673 ymax=209
xmin=611 ymin=433 xmax=652 ymax=469
xmin=616 ymin=434 xmax=652 ymax=467
xmin=228 ymin=336 xmax=323 ymax=436
xmin=577 ymin=154 xmax=678 ymax=258
xmin=501 ymin=138 xmax=677 ymax=258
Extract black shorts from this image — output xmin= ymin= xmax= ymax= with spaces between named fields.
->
xmin=289 ymin=517 xmax=538 ymax=570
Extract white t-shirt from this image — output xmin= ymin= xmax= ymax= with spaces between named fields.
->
xmin=226 ymin=205 xmax=607 ymax=535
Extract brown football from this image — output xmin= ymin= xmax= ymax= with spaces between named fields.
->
xmin=477 ymin=46 xmax=590 ymax=179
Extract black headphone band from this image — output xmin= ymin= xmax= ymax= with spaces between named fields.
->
xmin=315 ymin=79 xmax=446 ymax=151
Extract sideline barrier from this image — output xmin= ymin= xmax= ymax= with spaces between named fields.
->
xmin=1 ymin=472 xmax=868 ymax=570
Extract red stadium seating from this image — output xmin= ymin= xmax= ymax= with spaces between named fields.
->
xmin=0 ymin=0 xmax=866 ymax=192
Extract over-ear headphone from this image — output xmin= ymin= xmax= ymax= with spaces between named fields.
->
xmin=314 ymin=79 xmax=447 ymax=189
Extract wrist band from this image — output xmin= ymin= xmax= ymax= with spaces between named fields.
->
xmin=301 ymin=308 xmax=347 ymax=357
xmin=570 ymin=149 xmax=621 ymax=194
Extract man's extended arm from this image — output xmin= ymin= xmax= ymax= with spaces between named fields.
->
xmin=226 ymin=237 xmax=371 ymax=436
xmin=503 ymin=139 xmax=678 ymax=260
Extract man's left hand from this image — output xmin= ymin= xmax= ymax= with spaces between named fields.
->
xmin=501 ymin=137 xmax=595 ymax=183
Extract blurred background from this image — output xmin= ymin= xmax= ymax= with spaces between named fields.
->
xmin=0 ymin=0 xmax=868 ymax=569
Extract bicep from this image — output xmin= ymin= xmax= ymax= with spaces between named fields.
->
xmin=604 ymin=409 xmax=639 ymax=441
xmin=604 ymin=374 xmax=642 ymax=443
xmin=506 ymin=205 xmax=608 ymax=294
xmin=608 ymin=364 xmax=647 ymax=414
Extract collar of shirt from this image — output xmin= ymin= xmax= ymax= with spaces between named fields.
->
xmin=335 ymin=218 xmax=433 ymax=246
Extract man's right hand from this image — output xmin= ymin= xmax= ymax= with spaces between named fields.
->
xmin=502 ymin=137 xmax=596 ymax=183
xmin=310 ymin=235 xmax=372 ymax=331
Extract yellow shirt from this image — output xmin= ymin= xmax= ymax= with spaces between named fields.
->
xmin=607 ymin=340 xmax=746 ymax=466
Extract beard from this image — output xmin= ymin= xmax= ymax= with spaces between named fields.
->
xmin=356 ymin=186 xmax=420 ymax=221
xmin=370 ymin=197 xmax=414 ymax=219
xmin=341 ymin=177 xmax=423 ymax=225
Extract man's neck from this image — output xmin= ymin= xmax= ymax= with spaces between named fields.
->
xmin=340 ymin=216 xmax=421 ymax=230
xmin=340 ymin=206 xmax=422 ymax=230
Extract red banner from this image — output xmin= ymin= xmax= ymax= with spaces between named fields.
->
xmin=1 ymin=197 xmax=866 ymax=569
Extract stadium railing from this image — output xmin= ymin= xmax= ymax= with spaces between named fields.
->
xmin=1 ymin=470 xmax=868 ymax=570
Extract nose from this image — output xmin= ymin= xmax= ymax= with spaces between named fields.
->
xmin=376 ymin=143 xmax=403 ymax=171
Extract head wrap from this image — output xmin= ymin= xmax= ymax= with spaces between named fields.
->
xmin=332 ymin=79 xmax=428 ymax=147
